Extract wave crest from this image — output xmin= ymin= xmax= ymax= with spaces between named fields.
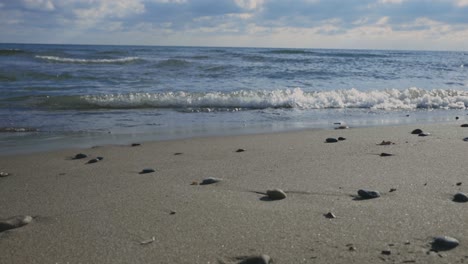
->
xmin=35 ymin=55 xmax=141 ymax=64
xmin=37 ymin=88 xmax=468 ymax=111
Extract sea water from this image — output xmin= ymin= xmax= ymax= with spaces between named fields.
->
xmin=1 ymin=44 xmax=467 ymax=154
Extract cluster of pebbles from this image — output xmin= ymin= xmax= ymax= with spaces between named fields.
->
xmin=3 ymin=125 xmax=467 ymax=262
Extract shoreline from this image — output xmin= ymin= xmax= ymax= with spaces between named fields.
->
xmin=1 ymin=122 xmax=468 ymax=263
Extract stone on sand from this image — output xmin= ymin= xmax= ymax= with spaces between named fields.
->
xmin=266 ymin=189 xmax=287 ymax=200
xmin=0 ymin=215 xmax=33 ymax=232
xmin=453 ymin=192 xmax=468 ymax=203
xmin=139 ymin=168 xmax=155 ymax=174
xmin=325 ymin=138 xmax=338 ymax=143
xmin=431 ymin=236 xmax=459 ymax=251
xmin=357 ymin=189 xmax=381 ymax=199
xmin=200 ymin=177 xmax=222 ymax=185
xmin=237 ymin=254 xmax=272 ymax=264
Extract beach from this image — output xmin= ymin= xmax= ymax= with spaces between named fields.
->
xmin=1 ymin=123 xmax=468 ymax=263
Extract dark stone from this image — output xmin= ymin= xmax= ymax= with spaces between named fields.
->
xmin=74 ymin=153 xmax=87 ymax=159
xmin=380 ymin=153 xmax=393 ymax=157
xmin=456 ymin=182 xmax=462 ymax=186
xmin=431 ymin=236 xmax=459 ymax=251
xmin=418 ymin=132 xmax=430 ymax=137
xmin=266 ymin=189 xmax=287 ymax=200
xmin=0 ymin=172 xmax=10 ymax=177
xmin=326 ymin=138 xmax=338 ymax=143
xmin=461 ymin=124 xmax=468 ymax=127
xmin=463 ymin=137 xmax=468 ymax=142
xmin=0 ymin=215 xmax=33 ymax=232
xmin=139 ymin=168 xmax=155 ymax=174
xmin=357 ymin=189 xmax=381 ymax=199
xmin=338 ymin=137 xmax=346 ymax=141
xmin=324 ymin=212 xmax=336 ymax=219
xmin=131 ymin=143 xmax=141 ymax=147
xmin=174 ymin=152 xmax=183 ymax=155
xmin=236 ymin=148 xmax=246 ymax=152
xmin=381 ymin=250 xmax=391 ymax=255
xmin=237 ymin=255 xmax=272 ymax=264
xmin=87 ymin=158 xmax=100 ymax=164
xmin=411 ymin=129 xmax=423 ymax=134
xmin=96 ymin=157 xmax=104 ymax=161
xmin=453 ymin=192 xmax=468 ymax=203
xmin=200 ymin=177 xmax=222 ymax=185
xmin=389 ymin=188 xmax=397 ymax=192
xmin=335 ymin=125 xmax=349 ymax=129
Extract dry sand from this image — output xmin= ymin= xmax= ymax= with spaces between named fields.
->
xmin=1 ymin=123 xmax=468 ymax=263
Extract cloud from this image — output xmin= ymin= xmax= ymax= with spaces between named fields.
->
xmin=1 ymin=0 xmax=468 ymax=50
xmin=21 ymin=0 xmax=55 ymax=11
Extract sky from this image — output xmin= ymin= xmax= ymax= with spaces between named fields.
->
xmin=1 ymin=0 xmax=468 ymax=51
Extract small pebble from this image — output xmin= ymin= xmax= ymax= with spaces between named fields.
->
xmin=326 ymin=138 xmax=338 ymax=143
xmin=0 ymin=215 xmax=33 ymax=232
xmin=200 ymin=177 xmax=222 ymax=185
xmin=348 ymin=246 xmax=356 ymax=251
xmin=336 ymin=125 xmax=349 ymax=129
xmin=463 ymin=137 xmax=468 ymax=142
xmin=266 ymin=189 xmax=287 ymax=200
xmin=381 ymin=250 xmax=392 ymax=255
xmin=357 ymin=189 xmax=381 ymax=199
xmin=456 ymin=182 xmax=462 ymax=186
xmin=0 ymin=172 xmax=10 ymax=177
xmin=431 ymin=236 xmax=459 ymax=251
xmin=74 ymin=153 xmax=87 ymax=159
xmin=131 ymin=143 xmax=141 ymax=147
xmin=87 ymin=158 xmax=100 ymax=164
xmin=324 ymin=212 xmax=336 ymax=219
xmin=338 ymin=137 xmax=346 ymax=141
xmin=174 ymin=152 xmax=183 ymax=155
xmin=411 ymin=129 xmax=423 ymax=134
xmin=380 ymin=152 xmax=393 ymax=157
xmin=169 ymin=211 xmax=176 ymax=215
xmin=456 ymin=116 xmax=459 ymax=120
xmin=461 ymin=124 xmax=468 ymax=127
xmin=237 ymin=254 xmax=272 ymax=264
xmin=453 ymin=192 xmax=468 ymax=203
xmin=378 ymin=140 xmax=395 ymax=145
xmin=139 ymin=168 xmax=155 ymax=174
xmin=418 ymin=132 xmax=430 ymax=137
xmin=389 ymin=188 xmax=397 ymax=192
xmin=96 ymin=157 xmax=104 ymax=160
xmin=236 ymin=148 xmax=246 ymax=152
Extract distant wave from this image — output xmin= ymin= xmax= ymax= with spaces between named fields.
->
xmin=37 ymin=88 xmax=468 ymax=111
xmin=35 ymin=55 xmax=141 ymax=64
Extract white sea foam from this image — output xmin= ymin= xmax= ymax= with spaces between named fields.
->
xmin=35 ymin=55 xmax=140 ymax=63
xmin=79 ymin=87 xmax=468 ymax=110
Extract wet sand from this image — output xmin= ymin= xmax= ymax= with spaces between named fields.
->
xmin=1 ymin=123 xmax=468 ymax=263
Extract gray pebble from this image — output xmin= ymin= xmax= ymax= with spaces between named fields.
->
xmin=453 ymin=192 xmax=468 ymax=203
xmin=463 ymin=137 xmax=468 ymax=142
xmin=324 ymin=212 xmax=336 ymax=219
xmin=0 ymin=172 xmax=10 ymax=177
xmin=0 ymin=215 xmax=33 ymax=232
xmin=380 ymin=152 xmax=393 ymax=157
xmin=431 ymin=236 xmax=459 ymax=251
xmin=266 ymin=189 xmax=287 ymax=200
xmin=200 ymin=177 xmax=222 ymax=185
xmin=326 ymin=138 xmax=338 ymax=143
xmin=74 ymin=153 xmax=87 ymax=159
xmin=411 ymin=129 xmax=423 ymax=134
xmin=140 ymin=168 xmax=155 ymax=174
xmin=237 ymin=254 xmax=272 ymax=264
xmin=338 ymin=137 xmax=346 ymax=141
xmin=357 ymin=189 xmax=381 ymax=199
xmin=418 ymin=132 xmax=430 ymax=137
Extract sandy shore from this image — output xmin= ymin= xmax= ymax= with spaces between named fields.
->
xmin=1 ymin=123 xmax=468 ymax=263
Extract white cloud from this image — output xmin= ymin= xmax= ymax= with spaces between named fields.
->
xmin=454 ymin=0 xmax=468 ymax=7
xmin=378 ymin=0 xmax=405 ymax=4
xmin=234 ymin=0 xmax=265 ymax=10
xmin=72 ymin=0 xmax=145 ymax=29
xmin=21 ymin=0 xmax=55 ymax=11
xmin=376 ymin=16 xmax=390 ymax=25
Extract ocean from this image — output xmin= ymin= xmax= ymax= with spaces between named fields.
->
xmin=1 ymin=43 xmax=467 ymax=154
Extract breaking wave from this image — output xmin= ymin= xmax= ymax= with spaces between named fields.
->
xmin=35 ymin=55 xmax=142 ymax=64
xmin=37 ymin=87 xmax=468 ymax=111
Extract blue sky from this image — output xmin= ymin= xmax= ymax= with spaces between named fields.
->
xmin=1 ymin=0 xmax=468 ymax=50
